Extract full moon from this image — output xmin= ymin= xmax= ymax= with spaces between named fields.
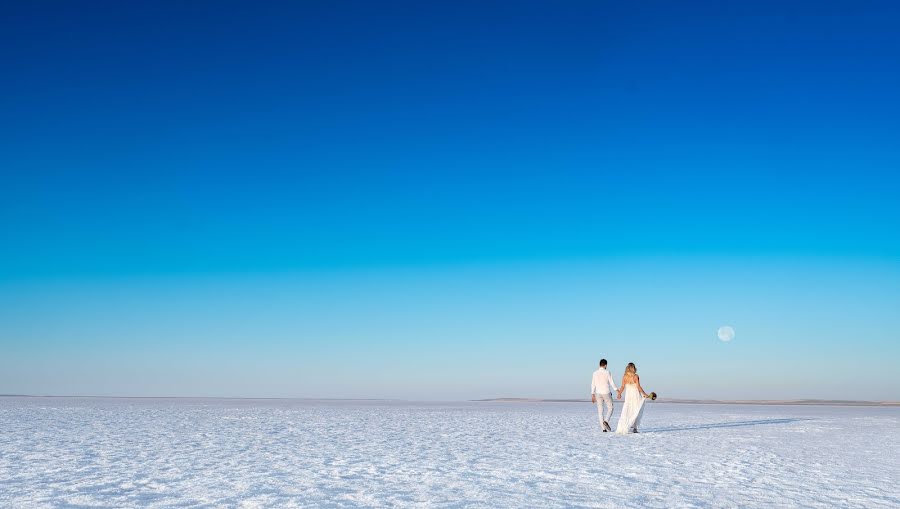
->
xmin=717 ymin=326 xmax=735 ymax=342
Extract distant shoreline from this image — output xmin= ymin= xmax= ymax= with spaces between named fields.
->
xmin=474 ymin=398 xmax=900 ymax=407
xmin=2 ymin=394 xmax=898 ymax=407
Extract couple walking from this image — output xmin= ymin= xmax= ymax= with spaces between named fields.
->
xmin=591 ymin=359 xmax=651 ymax=434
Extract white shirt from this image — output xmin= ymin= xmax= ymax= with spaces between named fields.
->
xmin=591 ymin=367 xmax=618 ymax=394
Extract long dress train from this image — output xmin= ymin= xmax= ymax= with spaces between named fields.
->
xmin=615 ymin=383 xmax=646 ymax=434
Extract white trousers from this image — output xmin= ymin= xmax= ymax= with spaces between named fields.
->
xmin=594 ymin=392 xmax=614 ymax=424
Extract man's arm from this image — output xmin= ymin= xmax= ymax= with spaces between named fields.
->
xmin=607 ymin=371 xmax=618 ymax=393
xmin=590 ymin=374 xmax=597 ymax=403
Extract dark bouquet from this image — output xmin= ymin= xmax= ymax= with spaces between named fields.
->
xmin=647 ymin=392 xmax=657 ymax=401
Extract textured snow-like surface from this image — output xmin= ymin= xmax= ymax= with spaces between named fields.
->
xmin=1 ymin=398 xmax=898 ymax=508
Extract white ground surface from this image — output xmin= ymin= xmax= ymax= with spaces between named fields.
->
xmin=1 ymin=398 xmax=898 ymax=508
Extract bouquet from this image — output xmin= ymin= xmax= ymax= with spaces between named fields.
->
xmin=646 ymin=392 xmax=657 ymax=401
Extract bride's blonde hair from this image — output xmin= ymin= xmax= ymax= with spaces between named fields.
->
xmin=625 ymin=362 xmax=636 ymax=375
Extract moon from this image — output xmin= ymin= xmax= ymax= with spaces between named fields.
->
xmin=717 ymin=326 xmax=735 ymax=342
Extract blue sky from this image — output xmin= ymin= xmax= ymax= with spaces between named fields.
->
xmin=2 ymin=1 xmax=899 ymax=399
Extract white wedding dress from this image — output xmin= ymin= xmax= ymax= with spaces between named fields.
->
xmin=615 ymin=382 xmax=646 ymax=434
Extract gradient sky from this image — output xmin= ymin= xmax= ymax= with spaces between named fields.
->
xmin=2 ymin=1 xmax=899 ymax=400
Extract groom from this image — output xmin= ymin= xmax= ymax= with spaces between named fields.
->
xmin=591 ymin=358 xmax=618 ymax=432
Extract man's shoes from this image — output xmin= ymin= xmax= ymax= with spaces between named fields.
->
xmin=632 ymin=428 xmax=639 ymax=433
xmin=602 ymin=421 xmax=611 ymax=432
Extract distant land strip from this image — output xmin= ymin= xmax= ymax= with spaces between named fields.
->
xmin=2 ymin=395 xmax=897 ymax=406
xmin=0 ymin=395 xmax=401 ymax=401
xmin=474 ymin=398 xmax=900 ymax=407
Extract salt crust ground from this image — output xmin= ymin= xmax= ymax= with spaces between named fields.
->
xmin=1 ymin=398 xmax=898 ymax=508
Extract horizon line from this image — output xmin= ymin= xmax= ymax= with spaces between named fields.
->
xmin=2 ymin=394 xmax=898 ymax=407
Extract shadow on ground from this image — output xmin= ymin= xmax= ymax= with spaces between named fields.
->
xmin=643 ymin=418 xmax=813 ymax=433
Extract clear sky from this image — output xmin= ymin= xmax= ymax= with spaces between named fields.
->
xmin=2 ymin=1 xmax=899 ymax=400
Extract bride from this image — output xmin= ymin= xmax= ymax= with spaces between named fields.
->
xmin=615 ymin=362 xmax=650 ymax=434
